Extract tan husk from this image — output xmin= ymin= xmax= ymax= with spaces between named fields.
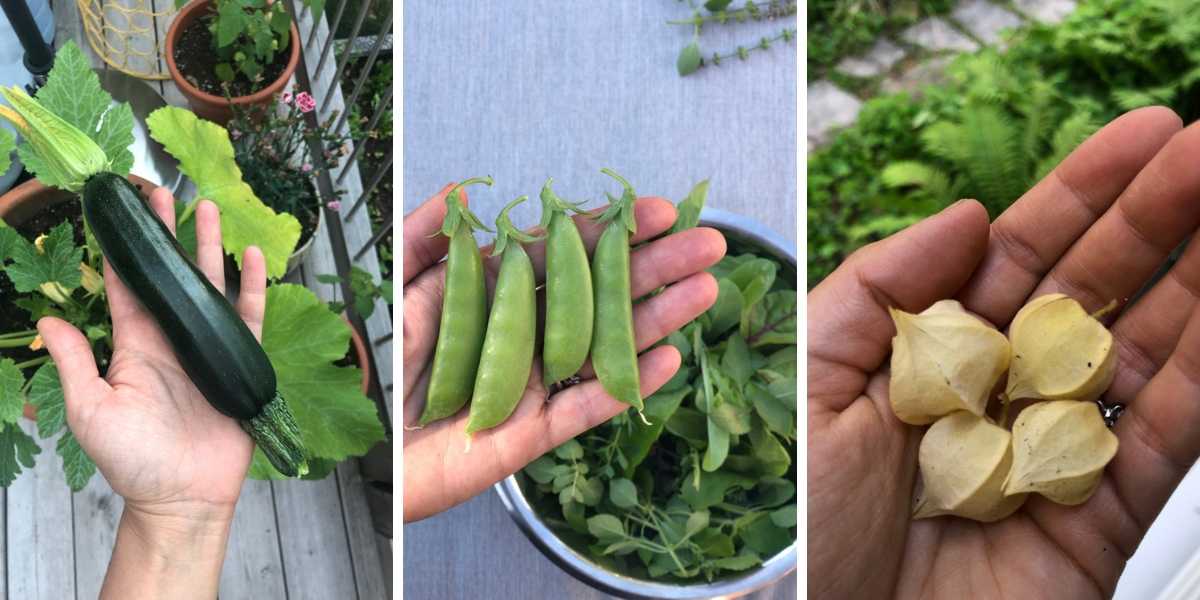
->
xmin=889 ymin=300 xmax=1010 ymax=425
xmin=1005 ymin=294 xmax=1116 ymax=402
xmin=1003 ymin=400 xmax=1118 ymax=505
xmin=913 ymin=411 xmax=1027 ymax=522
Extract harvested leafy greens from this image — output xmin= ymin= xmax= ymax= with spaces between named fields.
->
xmin=520 ymin=182 xmax=797 ymax=583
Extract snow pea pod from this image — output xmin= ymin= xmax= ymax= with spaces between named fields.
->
xmin=591 ymin=168 xmax=644 ymax=416
xmin=539 ymin=178 xmax=594 ymax=386
xmin=419 ymin=176 xmax=494 ymax=426
xmin=465 ymin=196 xmax=542 ymax=436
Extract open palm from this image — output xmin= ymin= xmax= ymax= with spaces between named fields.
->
xmin=809 ymin=107 xmax=1200 ymax=599
xmin=39 ymin=189 xmax=260 ymax=516
xmin=403 ymin=183 xmax=727 ymax=522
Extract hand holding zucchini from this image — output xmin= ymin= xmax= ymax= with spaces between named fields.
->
xmin=0 ymin=86 xmax=309 ymax=477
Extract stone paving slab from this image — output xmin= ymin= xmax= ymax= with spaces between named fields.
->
xmin=1013 ymin=0 xmax=1076 ymax=24
xmin=836 ymin=38 xmax=906 ymax=78
xmin=901 ymin=17 xmax=979 ymax=52
xmin=808 ymin=80 xmax=862 ymax=149
xmin=953 ymin=0 xmax=1022 ymax=46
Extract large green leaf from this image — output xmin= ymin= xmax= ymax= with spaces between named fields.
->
xmin=146 ymin=106 xmax=301 ymax=279
xmin=27 ymin=362 xmax=65 ymax=438
xmin=259 ymin=284 xmax=385 ymax=463
xmin=57 ymin=429 xmax=96 ymax=491
xmin=5 ymin=221 xmax=82 ymax=293
xmin=0 ymin=359 xmax=25 ymax=425
xmin=0 ymin=422 xmax=39 ymax=487
xmin=34 ymin=41 xmax=134 ymax=175
xmin=0 ymin=127 xmax=13 ymax=175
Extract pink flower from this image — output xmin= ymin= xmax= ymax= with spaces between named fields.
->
xmin=281 ymin=91 xmax=293 ymax=105
xmin=301 ymin=163 xmax=313 ymax=173
xmin=295 ymin=92 xmax=316 ymax=113
xmin=326 ymin=200 xmax=341 ymax=211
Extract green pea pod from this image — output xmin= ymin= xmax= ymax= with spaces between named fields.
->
xmin=419 ymin=176 xmax=494 ymax=426
xmin=465 ymin=196 xmax=542 ymax=436
xmin=539 ymin=178 xmax=594 ymax=385
xmin=591 ymin=168 xmax=644 ymax=416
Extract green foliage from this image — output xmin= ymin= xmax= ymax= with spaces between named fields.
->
xmin=146 ymin=106 xmax=301 ymax=279
xmin=0 ymin=127 xmax=13 ymax=175
xmin=809 ymin=0 xmax=1200 ymax=289
xmin=807 ymin=0 xmax=953 ymax=80
xmin=204 ymin=0 xmax=323 ymax=85
xmin=35 ymin=42 xmax=134 ymax=176
xmin=521 ymin=188 xmax=796 ymax=583
xmin=317 ymin=266 xmax=392 ymax=320
xmin=670 ymin=1 xmax=797 ymax=76
xmin=249 ymin=283 xmax=385 ymax=478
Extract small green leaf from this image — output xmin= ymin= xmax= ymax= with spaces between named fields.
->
xmin=670 ymin=179 xmax=709 ymax=233
xmin=681 ymin=470 xmax=753 ymax=510
xmin=755 ymin=477 xmax=795 ymax=507
xmin=702 ymin=416 xmax=729 ymax=471
xmin=694 ymin=528 xmax=735 ymax=557
xmin=27 ymin=362 xmax=65 ymax=438
xmin=578 ymin=476 xmax=604 ymax=506
xmin=5 ymin=222 xmax=82 ymax=293
xmin=677 ymin=42 xmax=702 ymax=76
xmin=523 ymin=456 xmax=558 ymax=484
xmin=721 ymin=334 xmax=754 ymax=386
xmin=709 ymin=550 xmax=762 ymax=571
xmin=0 ymin=127 xmax=13 ymax=175
xmin=0 ymin=359 xmax=26 ymax=424
xmin=586 ymin=514 xmax=626 ymax=542
xmin=215 ymin=63 xmax=236 ymax=82
xmin=216 ymin=0 xmax=247 ymax=47
xmin=704 ymin=279 xmax=743 ymax=338
xmin=57 ymin=428 xmax=96 ymax=491
xmin=705 ymin=0 xmax=733 ymax=11
xmin=554 ymin=439 xmax=584 ymax=460
xmin=769 ymin=504 xmax=796 ymax=528
xmin=563 ymin=499 xmax=588 ymax=533
xmin=748 ymin=381 xmax=794 ymax=438
xmin=741 ymin=514 xmax=791 ymax=556
xmin=685 ymin=510 xmax=710 ymax=538
xmin=609 ymin=477 xmax=638 ymax=508
xmin=0 ymin=422 xmax=39 ymax=487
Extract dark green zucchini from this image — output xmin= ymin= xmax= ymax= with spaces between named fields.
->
xmin=82 ymin=172 xmax=308 ymax=477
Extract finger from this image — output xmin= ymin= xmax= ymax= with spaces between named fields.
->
xmin=1107 ymin=301 xmax=1200 ymax=533
xmin=104 ymin=258 xmax=166 ymax=349
xmin=37 ymin=317 xmax=110 ymax=413
xmin=957 ymin=106 xmax=1182 ymax=327
xmin=237 ymin=246 xmax=268 ymax=340
xmin=482 ymin=198 xmax=678 ymax=280
xmin=808 ymin=200 xmax=990 ymax=413
xmin=195 ymin=200 xmax=226 ymax=294
xmin=149 ymin=186 xmax=176 ymax=236
xmin=1027 ymin=120 xmax=1200 ymax=319
xmin=404 ymin=183 xmax=458 ymax=284
xmin=629 ymin=228 xmax=726 ymax=299
xmin=1105 ymin=238 xmax=1200 ymax=406
xmin=513 ymin=345 xmax=682 ymax=463
xmin=401 ymin=264 xmax=446 ymax=400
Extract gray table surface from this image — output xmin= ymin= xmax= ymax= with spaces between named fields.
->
xmin=402 ymin=2 xmax=797 ymax=598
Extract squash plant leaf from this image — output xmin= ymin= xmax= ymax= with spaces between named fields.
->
xmin=0 ymin=126 xmax=13 ymax=175
xmin=146 ymin=106 xmax=301 ymax=279
xmin=28 ymin=362 xmax=66 ymax=438
xmin=0 ymin=422 xmax=39 ymax=487
xmin=57 ymin=428 xmax=96 ymax=492
xmin=5 ymin=222 xmax=82 ymax=293
xmin=0 ymin=359 xmax=25 ymax=425
xmin=34 ymin=41 xmax=134 ymax=175
xmin=670 ymin=179 xmax=709 ymax=234
xmin=259 ymin=284 xmax=385 ymax=464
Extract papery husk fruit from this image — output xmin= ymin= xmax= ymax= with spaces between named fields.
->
xmin=913 ymin=411 xmax=1026 ymax=522
xmin=1003 ymin=400 xmax=1118 ymax=505
xmin=889 ymin=300 xmax=1010 ymax=425
xmin=1005 ymin=294 xmax=1115 ymax=403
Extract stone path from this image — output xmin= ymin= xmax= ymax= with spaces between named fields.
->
xmin=808 ymin=0 xmax=1078 ymax=150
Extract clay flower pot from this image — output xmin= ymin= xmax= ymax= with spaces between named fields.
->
xmin=0 ymin=175 xmax=158 ymax=421
xmin=344 ymin=315 xmax=371 ymax=394
xmin=164 ymin=0 xmax=301 ymax=125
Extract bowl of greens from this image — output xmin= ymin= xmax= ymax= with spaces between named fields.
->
xmin=496 ymin=205 xmax=797 ymax=599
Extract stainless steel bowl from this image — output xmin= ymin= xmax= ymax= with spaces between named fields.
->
xmin=494 ymin=207 xmax=798 ymax=599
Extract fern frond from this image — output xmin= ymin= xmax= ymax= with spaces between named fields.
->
xmin=1112 ymin=88 xmax=1159 ymax=111
xmin=1017 ymin=79 xmax=1058 ymax=166
xmin=956 ymin=104 xmax=1025 ymax=213
xmin=919 ymin=121 xmax=970 ymax=164
xmin=846 ymin=214 xmax=924 ymax=245
xmin=881 ymin=161 xmax=955 ymax=204
xmin=1035 ymin=112 xmax=1098 ymax=180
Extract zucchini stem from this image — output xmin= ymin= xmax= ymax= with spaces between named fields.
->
xmin=14 ymin=355 xmax=49 ymax=370
xmin=245 ymin=393 xmax=309 ymax=477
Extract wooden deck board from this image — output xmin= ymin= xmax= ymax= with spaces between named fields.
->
xmin=72 ymin=476 xmax=123 ymax=599
xmin=271 ymin=478 xmax=358 ymax=600
xmin=219 ymin=480 xmax=288 ymax=597
xmin=7 ymin=422 xmax=75 ymax=600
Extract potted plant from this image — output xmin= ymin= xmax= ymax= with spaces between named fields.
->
xmin=165 ymin=0 xmax=321 ymax=124
xmin=226 ymin=89 xmax=350 ymax=274
xmin=0 ymin=41 xmax=385 ymax=490
xmin=317 ymin=264 xmax=393 ymax=393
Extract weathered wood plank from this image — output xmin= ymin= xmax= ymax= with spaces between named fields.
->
xmin=271 ymin=478 xmax=357 ymax=600
xmin=7 ymin=421 xmax=76 ymax=600
xmin=53 ymin=0 xmax=103 ymax=69
xmin=72 ymin=475 xmax=123 ymax=599
xmin=219 ymin=479 xmax=287 ymax=597
xmin=376 ymin=531 xmax=392 ymax=600
xmin=335 ymin=461 xmax=389 ymax=599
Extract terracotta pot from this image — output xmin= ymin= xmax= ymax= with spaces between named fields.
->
xmin=0 ymin=175 xmax=158 ymax=421
xmin=164 ymin=0 xmax=301 ymax=125
xmin=344 ymin=314 xmax=371 ymax=394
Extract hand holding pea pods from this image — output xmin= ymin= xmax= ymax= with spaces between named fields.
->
xmin=418 ymin=176 xmax=494 ymax=427
xmin=403 ymin=178 xmax=727 ymax=521
xmin=465 ymin=196 xmax=542 ymax=438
